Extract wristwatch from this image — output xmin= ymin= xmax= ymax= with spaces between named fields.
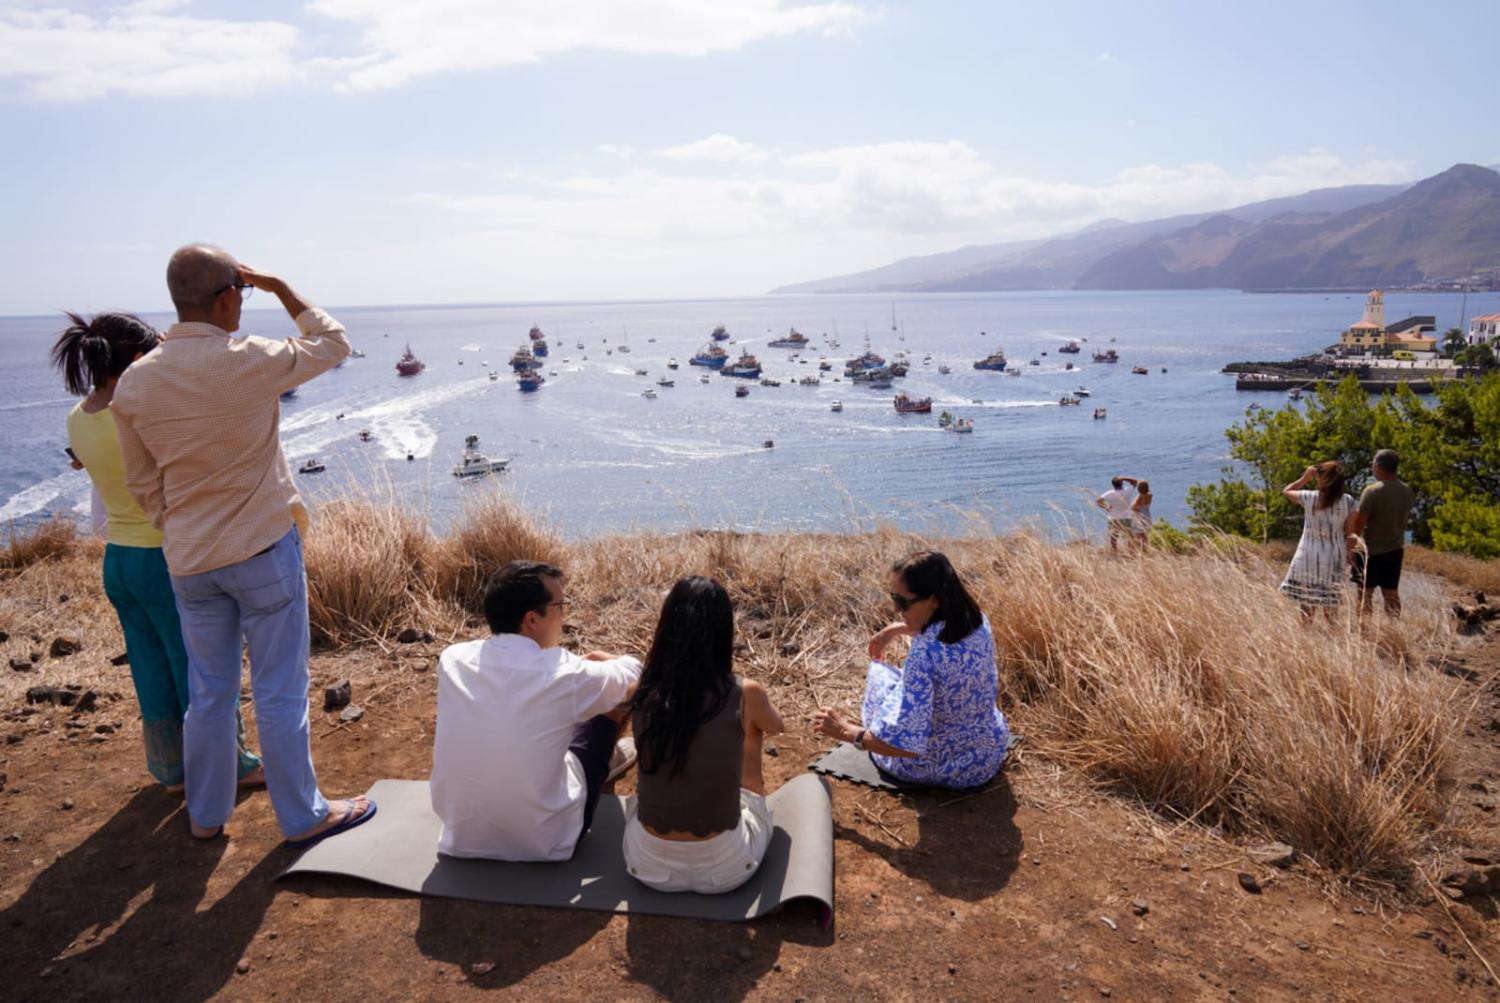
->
xmin=852 ymin=728 xmax=868 ymax=751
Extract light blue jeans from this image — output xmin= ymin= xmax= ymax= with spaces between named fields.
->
xmin=171 ymin=527 xmax=330 ymax=836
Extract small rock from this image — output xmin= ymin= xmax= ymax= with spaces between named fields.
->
xmin=94 ymin=723 xmax=115 ymax=734
xmin=28 ymin=651 xmax=42 ymax=665
xmin=49 ymin=635 xmax=83 ymax=658
xmin=1100 ymin=916 xmax=1117 ymax=930
xmin=266 ymin=931 xmax=278 ymax=940
xmin=1248 ymin=842 xmax=1296 ymax=868
xmin=8 ymin=659 xmax=33 ymax=673
xmin=1236 ymin=872 xmax=1262 ymax=894
xmin=339 ymin=704 xmax=364 ymax=724
xmin=772 ymin=962 xmax=782 ymax=972
xmin=235 ymin=958 xmax=250 ymax=975
xmin=1295 ymin=941 xmax=1310 ymax=951
xmin=0 ymin=629 xmax=7 ymax=643
xmin=65 ymin=720 xmax=87 ymax=730
xmin=947 ymin=964 xmax=957 ymax=975
xmin=61 ymin=798 xmax=74 ymax=811
xmin=5 ymin=734 xmax=21 ymax=745
xmin=1099 ymin=989 xmax=1112 ymax=998
xmin=1130 ymin=898 xmax=1149 ymax=916
xmin=778 ymin=641 xmax=800 ymax=657
xmin=765 ymin=743 xmax=779 ymax=758
xmin=57 ymin=593 xmax=70 ymax=604
xmin=412 ymin=661 xmax=430 ymax=673
xmin=323 ymin=679 xmax=351 ymax=712
xmin=1180 ymin=863 xmax=1191 ymax=871
xmin=4 ymin=833 xmax=20 ymax=842
xmin=0 ymin=772 xmax=5 ymax=791
xmin=109 ymin=652 xmax=130 ymax=667
xmin=74 ymin=691 xmax=97 ymax=713
xmin=470 ymin=962 xmax=495 ymax=976
xmin=736 ymin=945 xmax=752 ymax=962
xmin=88 ymin=735 xmax=108 ymax=744
xmin=395 ymin=628 xmax=422 ymax=644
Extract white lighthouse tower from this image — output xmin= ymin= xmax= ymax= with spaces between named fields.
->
xmin=1361 ymin=290 xmax=1385 ymax=331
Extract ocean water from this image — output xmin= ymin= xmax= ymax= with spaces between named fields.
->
xmin=2 ymin=290 xmax=1492 ymax=540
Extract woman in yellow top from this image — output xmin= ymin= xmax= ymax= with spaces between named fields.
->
xmin=52 ymin=312 xmax=262 ymax=791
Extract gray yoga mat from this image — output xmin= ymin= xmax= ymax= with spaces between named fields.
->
xmin=807 ymin=739 xmax=1023 ymax=792
xmin=279 ymin=774 xmax=834 ymax=922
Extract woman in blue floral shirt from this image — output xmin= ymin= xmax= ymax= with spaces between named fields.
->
xmin=813 ymin=551 xmax=1009 ymax=789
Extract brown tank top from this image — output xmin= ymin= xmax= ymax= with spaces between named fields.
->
xmin=634 ymin=678 xmax=743 ymax=836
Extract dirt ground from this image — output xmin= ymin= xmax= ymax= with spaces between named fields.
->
xmin=3 ymin=586 xmax=1499 ymax=1001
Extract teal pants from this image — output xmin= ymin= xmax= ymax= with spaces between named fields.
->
xmin=102 ymin=544 xmax=261 ymax=787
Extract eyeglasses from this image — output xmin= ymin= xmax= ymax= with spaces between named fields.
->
xmin=889 ymin=592 xmax=927 ymax=612
xmin=212 ymin=279 xmax=252 ymax=301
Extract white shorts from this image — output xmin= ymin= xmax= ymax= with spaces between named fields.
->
xmin=623 ymin=789 xmax=773 ymax=894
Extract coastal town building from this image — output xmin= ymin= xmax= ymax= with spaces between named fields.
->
xmin=1337 ymin=291 xmax=1437 ymax=355
xmin=1467 ymin=312 xmax=1500 ymax=347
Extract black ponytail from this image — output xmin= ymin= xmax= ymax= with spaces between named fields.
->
xmin=892 ymin=550 xmax=984 ymax=645
xmin=50 ymin=312 xmax=159 ymax=396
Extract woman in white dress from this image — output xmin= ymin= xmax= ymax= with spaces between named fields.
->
xmin=1278 ymin=461 xmax=1359 ymax=619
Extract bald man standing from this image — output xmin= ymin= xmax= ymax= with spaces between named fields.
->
xmin=113 ymin=244 xmax=375 ymax=846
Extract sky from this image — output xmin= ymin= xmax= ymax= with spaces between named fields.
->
xmin=1 ymin=0 xmax=1496 ymax=314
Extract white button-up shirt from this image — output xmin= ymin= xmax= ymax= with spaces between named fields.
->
xmin=431 ymin=634 xmax=641 ymax=861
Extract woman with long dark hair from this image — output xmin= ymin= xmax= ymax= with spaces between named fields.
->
xmin=622 ymin=576 xmax=784 ymax=893
xmin=1278 ymin=460 xmax=1359 ymax=618
xmin=813 ymin=551 xmax=1009 ymax=788
xmin=52 ymin=313 xmax=262 ymax=792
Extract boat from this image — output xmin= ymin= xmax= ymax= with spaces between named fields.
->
xmin=760 ymin=377 xmax=781 ymax=387
xmin=1131 ymin=366 xmax=1149 ymax=375
xmin=710 ymin=325 xmax=730 ymax=342
xmin=938 ymin=410 xmax=954 ymax=427
xmin=279 ymin=388 xmax=297 ymax=400
xmin=721 ymin=349 xmax=763 ymax=379
xmin=844 ymin=349 xmax=886 ymax=373
xmin=657 ymin=377 xmax=674 ymax=387
xmin=735 ymin=384 xmax=749 ymax=398
xmin=516 ymin=371 xmax=544 ymax=391
xmin=819 ymin=361 xmax=833 ymax=371
xmin=298 ymin=458 xmax=325 ymax=474
xmin=641 ymin=388 xmax=657 ymax=399
xmin=1092 ymin=349 xmax=1119 ymax=363
xmin=488 ymin=371 xmax=499 ymax=381
xmin=1064 ymin=362 xmax=1076 ymax=371
xmin=950 ymin=418 xmax=974 ymax=433
xmin=576 ymin=341 xmax=584 ymax=350
xmin=1058 ymin=340 xmax=1081 ymax=354
xmin=690 ymin=343 xmax=729 ymax=368
xmin=666 ymin=358 xmax=679 ymax=369
xmin=1248 ymin=401 xmax=1263 ymax=411
xmin=830 ymin=400 xmax=843 ymax=412
xmin=852 ymin=366 xmax=892 ymax=383
xmin=528 ymin=325 xmax=549 ymax=357
xmin=509 ymin=344 xmax=537 ymax=371
xmin=938 ymin=364 xmax=951 ymax=374
xmin=887 ymin=361 xmax=910 ymax=377
xmin=799 ymin=375 xmax=820 ymax=386
xmin=1093 ymin=408 xmax=1107 ymax=420
xmin=634 ymin=368 xmax=648 ymax=376
xmin=452 ymin=434 xmax=509 ymax=478
xmin=396 ymin=343 xmax=426 ymax=376
xmin=1028 ymin=358 xmax=1040 ymax=367
xmin=1288 ymin=388 xmax=1303 ymax=400
xmin=1059 ymin=397 xmax=1082 ymax=406
xmin=762 ymin=439 xmax=775 ymax=449
xmin=699 ymin=374 xmax=710 ymax=384
xmin=768 ymin=328 xmax=811 ymax=349
xmin=894 ymin=392 xmax=932 ymax=413
xmin=348 ymin=348 xmax=366 ymax=358
xmin=972 ymin=349 xmax=1008 ymax=371
xmin=358 ymin=429 xmax=372 ymax=442
xmin=1074 ymin=387 xmax=1091 ymax=397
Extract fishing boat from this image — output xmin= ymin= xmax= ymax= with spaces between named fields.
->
xmin=528 ymin=325 xmax=549 ymax=357
xmin=893 ymin=392 xmax=932 ymax=413
xmin=657 ymin=377 xmax=675 ymax=387
xmin=488 ymin=371 xmax=499 ymax=381
xmin=452 ymin=434 xmax=509 ymax=478
xmin=1075 ymin=387 xmax=1091 ymax=397
xmin=768 ymin=328 xmax=810 ymax=349
xmin=937 ymin=364 xmax=951 ymax=374
xmin=972 ymin=349 xmax=1008 ymax=371
xmin=396 ymin=344 xmax=425 ymax=376
xmin=690 ymin=343 xmax=729 ymax=368
xmin=510 ymin=344 xmax=537 ymax=371
xmin=887 ymin=361 xmax=910 ymax=377
xmin=666 ymin=358 xmax=679 ymax=369
xmin=1059 ymin=340 xmax=1081 ymax=354
xmin=641 ymin=388 xmax=657 ymax=400
xmin=844 ymin=349 xmax=886 ymax=373
xmin=1092 ymin=349 xmax=1119 ymax=363
xmin=1028 ymin=358 xmax=1040 ymax=367
xmin=1131 ymin=366 xmax=1149 ymax=375
xmin=735 ymin=384 xmax=750 ymax=398
xmin=760 ymin=377 xmax=781 ymax=387
xmin=1064 ymin=362 xmax=1076 ymax=371
xmin=721 ymin=349 xmax=763 ymax=379
xmin=358 ymin=429 xmax=373 ymax=442
xmin=830 ymin=400 xmax=843 ymax=412
xmin=1093 ymin=408 xmax=1107 ymax=420
xmin=799 ymin=375 xmax=821 ymax=386
xmin=710 ymin=325 xmax=730 ymax=342
xmin=634 ymin=367 xmax=648 ymax=376
xmin=516 ymin=371 xmax=544 ymax=392
xmin=762 ymin=439 xmax=774 ymax=449
xmin=1059 ymin=397 xmax=1082 ymax=406
xmin=819 ymin=361 xmax=833 ymax=371
xmin=298 ymin=458 xmax=325 ymax=474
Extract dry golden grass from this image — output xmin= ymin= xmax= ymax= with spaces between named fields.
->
xmin=2 ymin=515 xmax=79 ymax=571
xmin=1404 ymin=545 xmax=1500 ymax=597
xmin=0 ymin=493 xmax=1477 ymax=883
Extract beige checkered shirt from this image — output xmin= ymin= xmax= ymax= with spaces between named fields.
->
xmin=112 ymin=308 xmax=350 ymax=576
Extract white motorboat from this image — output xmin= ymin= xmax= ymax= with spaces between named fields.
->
xmin=830 ymin=400 xmax=843 ymax=412
xmin=451 ymin=435 xmax=509 ymax=478
xmin=642 ymin=388 xmax=657 ymax=399
xmin=298 ymin=458 xmax=325 ymax=474
xmin=1075 ymin=387 xmax=1090 ymax=397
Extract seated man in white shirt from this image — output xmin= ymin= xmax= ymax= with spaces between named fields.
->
xmin=431 ymin=560 xmax=641 ymax=861
xmin=1095 ymin=476 xmax=1139 ymax=553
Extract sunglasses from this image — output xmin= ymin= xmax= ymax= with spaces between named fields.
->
xmin=213 ymin=279 xmax=253 ymax=301
xmin=889 ymin=592 xmax=927 ymax=612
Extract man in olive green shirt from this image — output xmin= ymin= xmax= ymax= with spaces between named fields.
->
xmin=1350 ymin=449 xmax=1415 ymax=617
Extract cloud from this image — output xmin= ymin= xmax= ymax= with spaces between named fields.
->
xmin=597 ymin=143 xmax=636 ymax=160
xmin=0 ymin=6 xmax=302 ymax=100
xmin=308 ymin=0 xmax=866 ymax=92
xmin=656 ymin=134 xmax=768 ymax=163
xmin=1095 ymin=51 xmax=1116 ymax=63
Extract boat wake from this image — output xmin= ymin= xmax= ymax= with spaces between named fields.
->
xmin=0 ymin=468 xmax=89 ymax=522
xmin=281 ymin=377 xmax=492 ymax=461
xmin=0 ymin=396 xmax=76 ymax=413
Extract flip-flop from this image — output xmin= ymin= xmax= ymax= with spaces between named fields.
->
xmin=284 ymin=799 xmax=378 ymax=851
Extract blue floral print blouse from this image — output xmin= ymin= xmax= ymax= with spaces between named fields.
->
xmin=860 ymin=617 xmax=1009 ymax=788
